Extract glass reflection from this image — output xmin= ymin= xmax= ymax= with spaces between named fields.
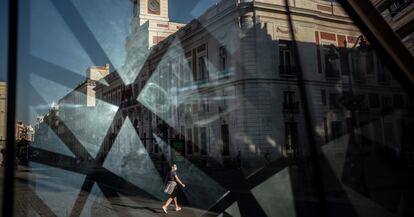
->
xmin=12 ymin=0 xmax=414 ymax=217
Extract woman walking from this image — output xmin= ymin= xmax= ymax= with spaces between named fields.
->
xmin=162 ymin=164 xmax=185 ymax=214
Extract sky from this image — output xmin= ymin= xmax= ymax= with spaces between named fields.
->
xmin=0 ymin=0 xmax=220 ymax=125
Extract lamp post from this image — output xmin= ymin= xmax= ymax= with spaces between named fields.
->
xmin=328 ymin=35 xmax=368 ymax=144
xmin=330 ymin=35 xmax=371 ymax=196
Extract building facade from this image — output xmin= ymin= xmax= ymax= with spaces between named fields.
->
xmin=372 ymin=0 xmax=414 ymax=54
xmin=44 ymin=0 xmax=413 ymax=173
xmin=15 ymin=121 xmax=35 ymax=142
xmin=92 ymin=0 xmax=414 ymax=171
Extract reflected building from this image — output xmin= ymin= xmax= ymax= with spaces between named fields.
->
xmin=15 ymin=121 xmax=34 ymax=142
xmin=59 ymin=64 xmax=110 ymax=108
xmin=372 ymin=0 xmax=414 ymax=54
xmin=37 ymin=65 xmax=112 ymax=161
xmin=129 ymin=0 xmax=184 ymax=49
xmin=22 ymin=1 xmax=414 ymax=216
xmin=93 ymin=0 xmax=413 ymax=173
xmin=0 ymin=81 xmax=6 ymax=143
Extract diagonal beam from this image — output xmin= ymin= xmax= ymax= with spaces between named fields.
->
xmin=94 ymin=108 xmax=123 ymax=164
xmin=50 ymin=0 xmax=114 ymax=67
xmin=45 ymin=114 xmax=95 ymax=163
xmin=30 ymin=56 xmax=86 ymax=88
xmin=69 ymin=179 xmax=95 ymax=217
xmin=337 ymin=0 xmax=414 ymax=91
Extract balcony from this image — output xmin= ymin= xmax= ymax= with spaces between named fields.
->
xmin=279 ymin=65 xmax=297 ymax=77
xmin=283 ymin=102 xmax=300 ymax=114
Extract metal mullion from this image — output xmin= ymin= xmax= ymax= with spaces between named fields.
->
xmin=2 ymin=0 xmax=19 ymax=216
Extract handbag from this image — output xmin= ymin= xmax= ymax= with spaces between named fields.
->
xmin=164 ymin=181 xmax=177 ymax=194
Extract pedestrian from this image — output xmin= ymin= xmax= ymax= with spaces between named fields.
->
xmin=162 ymin=164 xmax=185 ymax=214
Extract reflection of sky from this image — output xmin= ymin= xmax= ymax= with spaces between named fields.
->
xmin=0 ymin=0 xmax=7 ymax=81
xmin=29 ymin=0 xmax=95 ymax=77
xmin=3 ymin=0 xmax=220 ymax=124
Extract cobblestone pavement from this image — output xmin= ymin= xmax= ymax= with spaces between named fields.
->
xmin=4 ymin=166 xmax=218 ymax=217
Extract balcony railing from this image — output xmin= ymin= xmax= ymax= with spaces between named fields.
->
xmin=279 ymin=65 xmax=297 ymax=77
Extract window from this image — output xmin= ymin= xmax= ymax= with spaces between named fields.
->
xmin=285 ymin=122 xmax=298 ymax=155
xmin=324 ymin=117 xmax=329 ymax=143
xmin=143 ymin=132 xmax=147 ymax=149
xmin=187 ymin=60 xmax=193 ymax=83
xmin=283 ymin=91 xmax=296 ymax=110
xmin=279 ymin=40 xmax=295 ymax=75
xmin=200 ymin=98 xmax=208 ymax=113
xmin=329 ymin=93 xmax=340 ymax=109
xmin=198 ymin=56 xmax=208 ymax=82
xmin=339 ymin=47 xmax=350 ymax=75
xmin=132 ymin=0 xmax=139 ymax=17
xmin=330 ymin=121 xmax=343 ymax=141
xmin=351 ymin=51 xmax=365 ymax=81
xmin=200 ymin=127 xmax=207 ymax=155
xmin=321 ymin=89 xmax=327 ymax=106
xmin=219 ymin=46 xmax=228 ymax=77
xmin=323 ymin=45 xmax=340 ymax=78
xmin=221 ymin=124 xmax=229 ymax=156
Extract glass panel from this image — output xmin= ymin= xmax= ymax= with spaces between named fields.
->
xmin=371 ymin=0 xmax=414 ymax=55
xmin=11 ymin=0 xmax=413 ymax=217
xmin=0 ymin=0 xmax=8 ymax=214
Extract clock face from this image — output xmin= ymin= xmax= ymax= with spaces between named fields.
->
xmin=148 ymin=0 xmax=160 ymax=14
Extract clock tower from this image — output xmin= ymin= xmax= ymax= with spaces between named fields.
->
xmin=127 ymin=0 xmax=183 ymax=51
xmin=132 ymin=0 xmax=169 ymax=26
xmin=122 ymin=0 xmax=183 ymax=84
